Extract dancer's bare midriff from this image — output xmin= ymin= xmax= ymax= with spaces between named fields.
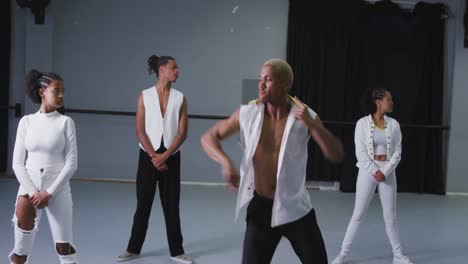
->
xmin=252 ymin=113 xmax=288 ymax=199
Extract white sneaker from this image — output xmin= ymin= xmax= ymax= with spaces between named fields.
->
xmin=393 ymin=255 xmax=414 ymax=264
xmin=331 ymin=254 xmax=347 ymax=264
xmin=170 ymin=253 xmax=194 ymax=264
xmin=116 ymin=251 xmax=140 ymax=262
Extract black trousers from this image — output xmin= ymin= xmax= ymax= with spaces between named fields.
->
xmin=127 ymin=147 xmax=184 ymax=257
xmin=242 ymin=192 xmax=328 ymax=264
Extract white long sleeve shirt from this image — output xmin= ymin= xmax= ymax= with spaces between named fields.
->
xmin=354 ymin=114 xmax=402 ymax=177
xmin=12 ymin=110 xmax=78 ymax=196
xmin=236 ymin=100 xmax=318 ymax=227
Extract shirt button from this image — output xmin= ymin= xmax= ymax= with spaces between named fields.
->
xmin=40 ymin=168 xmax=44 ymax=173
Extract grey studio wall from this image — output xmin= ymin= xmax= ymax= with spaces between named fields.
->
xmin=7 ymin=0 xmax=468 ymax=193
xmin=7 ymin=0 xmax=288 ymax=182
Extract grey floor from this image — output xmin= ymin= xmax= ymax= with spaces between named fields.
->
xmin=0 ymin=178 xmax=467 ymax=264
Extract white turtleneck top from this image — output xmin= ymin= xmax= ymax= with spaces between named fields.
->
xmin=12 ymin=110 xmax=78 ymax=196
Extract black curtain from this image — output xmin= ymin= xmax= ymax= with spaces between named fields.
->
xmin=287 ymin=0 xmax=446 ymax=194
xmin=0 ymin=0 xmax=11 ymax=172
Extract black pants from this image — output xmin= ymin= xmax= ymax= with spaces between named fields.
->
xmin=242 ymin=192 xmax=328 ymax=264
xmin=127 ymin=147 xmax=184 ymax=257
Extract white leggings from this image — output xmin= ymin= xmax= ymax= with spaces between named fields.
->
xmin=339 ymin=161 xmax=403 ymax=258
xmin=10 ymin=166 xmax=78 ymax=263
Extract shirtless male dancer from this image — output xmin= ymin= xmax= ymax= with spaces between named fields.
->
xmin=201 ymin=59 xmax=344 ymax=263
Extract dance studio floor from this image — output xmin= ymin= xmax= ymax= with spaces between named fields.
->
xmin=1 ymin=178 xmax=467 ymax=264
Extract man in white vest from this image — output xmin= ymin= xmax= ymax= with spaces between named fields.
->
xmin=117 ymin=55 xmax=193 ymax=264
xmin=201 ymin=59 xmax=344 ymax=263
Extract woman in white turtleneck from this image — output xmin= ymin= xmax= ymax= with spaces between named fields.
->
xmin=9 ymin=70 xmax=78 ymax=264
xmin=332 ymin=89 xmax=413 ymax=264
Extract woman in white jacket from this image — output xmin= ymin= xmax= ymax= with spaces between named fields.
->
xmin=9 ymin=70 xmax=78 ymax=264
xmin=332 ymin=89 xmax=413 ymax=264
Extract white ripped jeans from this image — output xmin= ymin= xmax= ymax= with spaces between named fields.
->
xmin=339 ymin=161 xmax=403 ymax=258
xmin=10 ymin=165 xmax=77 ymax=263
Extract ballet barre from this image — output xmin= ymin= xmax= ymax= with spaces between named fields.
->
xmin=0 ymin=103 xmax=22 ymax=118
xmin=0 ymin=104 xmax=450 ymax=130
xmin=61 ymin=107 xmax=450 ymax=130
xmin=62 ymin=108 xmax=228 ymax=120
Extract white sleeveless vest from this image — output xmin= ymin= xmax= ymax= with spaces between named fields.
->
xmin=236 ymin=99 xmax=318 ymax=227
xmin=139 ymin=86 xmax=184 ymax=154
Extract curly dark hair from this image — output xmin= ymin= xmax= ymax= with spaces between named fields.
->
xmin=25 ymin=69 xmax=63 ymax=104
xmin=147 ymin=54 xmax=175 ymax=77
xmin=363 ymin=88 xmax=388 ymax=115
